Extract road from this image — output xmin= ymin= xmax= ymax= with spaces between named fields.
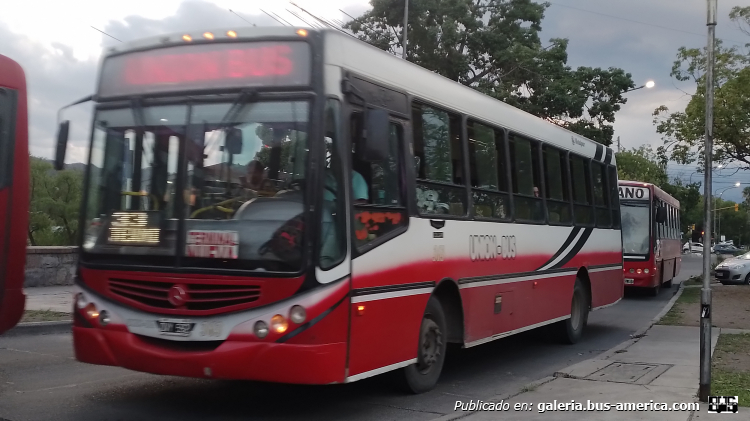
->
xmin=0 ymin=254 xmax=703 ymax=421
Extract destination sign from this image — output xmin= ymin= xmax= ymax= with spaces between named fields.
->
xmin=186 ymin=230 xmax=239 ymax=259
xmin=619 ymin=186 xmax=650 ymax=200
xmin=98 ymin=41 xmax=311 ymax=98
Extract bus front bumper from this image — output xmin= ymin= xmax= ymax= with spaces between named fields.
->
xmin=73 ymin=326 xmax=347 ymax=384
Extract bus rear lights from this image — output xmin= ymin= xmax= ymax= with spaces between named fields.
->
xmin=644 ymin=269 xmax=650 ymax=274
xmin=75 ymin=293 xmax=88 ymax=310
xmin=290 ymin=306 xmax=306 ymax=324
xmin=203 ymin=32 xmax=214 ymax=40
xmin=356 ymin=305 xmax=365 ymax=316
xmin=296 ymin=29 xmax=308 ymax=37
xmin=636 ymin=269 xmax=642 ymax=274
xmin=629 ymin=269 xmax=635 ymax=273
xmin=99 ymin=310 xmax=111 ymax=326
xmin=271 ymin=315 xmax=288 ymax=333
xmin=254 ymin=321 xmax=269 ymax=339
xmin=226 ymin=30 xmax=237 ymax=38
xmin=182 ymin=35 xmax=192 ymax=42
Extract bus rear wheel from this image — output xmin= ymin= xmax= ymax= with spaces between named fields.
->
xmin=555 ymin=278 xmax=588 ymax=344
xmin=400 ymin=296 xmax=447 ymax=394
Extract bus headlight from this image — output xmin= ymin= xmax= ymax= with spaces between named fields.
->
xmin=290 ymin=306 xmax=306 ymax=324
xmin=254 ymin=321 xmax=269 ymax=339
xmin=99 ymin=310 xmax=110 ymax=326
xmin=75 ymin=293 xmax=88 ymax=310
xmin=270 ymin=315 xmax=288 ymax=334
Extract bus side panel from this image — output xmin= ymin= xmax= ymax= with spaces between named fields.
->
xmin=0 ymin=59 xmax=28 ymax=334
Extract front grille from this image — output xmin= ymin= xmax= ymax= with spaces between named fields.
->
xmin=108 ymin=278 xmax=261 ymax=311
xmin=715 ymin=270 xmax=729 ymax=279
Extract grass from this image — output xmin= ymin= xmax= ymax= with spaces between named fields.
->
xmin=712 ymin=334 xmax=750 ymax=407
xmin=20 ymin=309 xmax=71 ymax=323
xmin=657 ymin=287 xmax=700 ymax=325
xmin=683 ymin=276 xmax=703 ymax=286
xmin=520 ymin=383 xmax=538 ymax=393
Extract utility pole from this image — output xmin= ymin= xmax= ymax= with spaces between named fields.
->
xmin=700 ymin=0 xmax=717 ymax=403
xmin=402 ymin=0 xmax=409 ymax=59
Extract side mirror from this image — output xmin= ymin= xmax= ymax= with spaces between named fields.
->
xmin=54 ymin=121 xmax=70 ymax=171
xmin=362 ymin=108 xmax=389 ymax=162
xmin=225 ymin=128 xmax=243 ymax=155
xmin=655 ymin=206 xmax=667 ymax=224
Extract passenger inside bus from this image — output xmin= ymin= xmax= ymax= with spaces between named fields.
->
xmin=240 ymin=160 xmax=265 ymax=190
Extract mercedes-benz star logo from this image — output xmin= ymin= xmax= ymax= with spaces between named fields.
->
xmin=167 ymin=284 xmax=189 ymax=307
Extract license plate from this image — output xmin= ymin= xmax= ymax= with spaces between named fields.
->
xmin=624 ymin=278 xmax=634 ymax=285
xmin=157 ymin=319 xmax=195 ymax=337
xmin=716 ymin=272 xmax=726 ymax=278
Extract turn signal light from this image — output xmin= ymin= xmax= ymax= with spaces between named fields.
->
xmin=182 ymin=34 xmax=192 ymax=42
xmin=296 ymin=29 xmax=308 ymax=37
xmin=84 ymin=303 xmax=99 ymax=319
xmin=270 ymin=314 xmax=288 ymax=333
xmin=357 ymin=305 xmax=365 ymax=316
xmin=227 ymin=30 xmax=237 ymax=38
xmin=203 ymin=32 xmax=214 ymax=40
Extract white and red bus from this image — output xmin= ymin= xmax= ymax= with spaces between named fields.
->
xmin=55 ymin=27 xmax=623 ymax=392
xmin=619 ymin=181 xmax=681 ymax=295
xmin=0 ymin=54 xmax=29 ymax=334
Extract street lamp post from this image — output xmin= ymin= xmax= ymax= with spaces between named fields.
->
xmin=700 ymin=0 xmax=718 ymax=403
xmin=714 ymin=183 xmax=740 ymax=242
xmin=402 ymin=0 xmax=408 ymax=59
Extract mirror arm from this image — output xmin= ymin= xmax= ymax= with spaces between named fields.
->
xmin=56 ymin=94 xmax=94 ymax=126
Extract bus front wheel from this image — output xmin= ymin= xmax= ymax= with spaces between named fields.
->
xmin=400 ymin=296 xmax=447 ymax=394
xmin=556 ymin=278 xmax=588 ymax=344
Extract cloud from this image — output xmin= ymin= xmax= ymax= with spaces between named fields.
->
xmin=0 ymin=21 xmax=98 ymax=163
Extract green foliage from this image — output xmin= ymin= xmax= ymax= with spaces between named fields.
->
xmin=344 ymin=0 xmax=635 ymax=146
xmin=653 ymin=7 xmax=750 ymax=166
xmin=28 ymin=156 xmax=83 ymax=246
xmin=616 ymin=145 xmax=668 ymax=186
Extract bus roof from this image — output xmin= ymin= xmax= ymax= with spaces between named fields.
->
xmin=619 ymin=180 xmax=679 ymax=208
xmin=99 ymin=26 xmax=615 ymax=164
xmin=0 ymin=55 xmax=26 ymax=91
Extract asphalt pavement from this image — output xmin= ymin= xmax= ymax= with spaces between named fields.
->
xmin=0 ymin=254 xmax=703 ymax=421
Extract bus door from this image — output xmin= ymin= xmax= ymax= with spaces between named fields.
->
xmin=342 ymin=74 xmax=414 ymax=378
xmin=0 ymin=63 xmax=27 ymax=334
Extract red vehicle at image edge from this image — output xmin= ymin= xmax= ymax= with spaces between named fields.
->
xmin=619 ymin=181 xmax=681 ymax=296
xmin=0 ymin=54 xmax=29 ymax=334
xmin=54 ymin=27 xmax=624 ymax=393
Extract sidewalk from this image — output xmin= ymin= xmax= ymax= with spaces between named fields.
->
xmin=448 ymin=324 xmax=736 ymax=420
xmin=24 ymin=285 xmax=75 ymax=313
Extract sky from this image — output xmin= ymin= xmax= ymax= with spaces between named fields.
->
xmin=2 ymin=0 xmax=750 ymax=201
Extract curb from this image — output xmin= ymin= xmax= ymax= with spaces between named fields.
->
xmin=3 ymin=320 xmax=72 ymax=337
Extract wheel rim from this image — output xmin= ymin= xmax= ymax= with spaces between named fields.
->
xmin=417 ymin=317 xmax=443 ymax=374
xmin=570 ymin=290 xmax=582 ymax=330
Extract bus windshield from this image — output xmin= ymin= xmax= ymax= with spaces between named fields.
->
xmin=620 ymin=202 xmax=650 ymax=255
xmin=82 ymin=99 xmax=310 ymax=272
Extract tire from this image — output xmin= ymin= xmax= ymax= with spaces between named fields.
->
xmin=664 ymin=279 xmax=673 ymax=288
xmin=400 ymin=296 xmax=448 ymax=394
xmin=555 ymin=278 xmax=589 ymax=344
xmin=649 ymin=280 xmax=661 ymax=297
xmin=744 ymin=273 xmax=750 ymax=286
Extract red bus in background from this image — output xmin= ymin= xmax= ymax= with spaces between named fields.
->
xmin=0 ymin=54 xmax=29 ymax=334
xmin=619 ymin=180 xmax=680 ymax=295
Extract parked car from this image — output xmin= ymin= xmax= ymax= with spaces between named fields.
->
xmin=715 ymin=252 xmax=750 ymax=284
xmin=714 ymin=244 xmax=744 ymax=256
xmin=683 ymin=242 xmax=712 ymax=253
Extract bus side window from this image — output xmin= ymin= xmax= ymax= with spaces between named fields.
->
xmin=467 ymin=120 xmax=510 ymax=220
xmin=608 ymin=166 xmax=620 ymax=228
xmin=509 ymin=133 xmax=544 ymax=223
xmin=570 ymin=155 xmax=594 ymax=226
xmin=411 ymin=103 xmax=466 ymax=216
xmin=543 ymin=145 xmax=572 ymax=225
xmin=0 ymin=88 xmax=15 ymax=190
xmin=592 ymin=162 xmax=611 ymax=228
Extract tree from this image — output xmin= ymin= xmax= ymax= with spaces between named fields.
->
xmin=344 ymin=0 xmax=635 ymax=145
xmin=653 ymin=6 xmax=750 ymax=166
xmin=28 ymin=156 xmax=83 ymax=246
xmin=615 ymin=145 xmax=668 ymax=186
